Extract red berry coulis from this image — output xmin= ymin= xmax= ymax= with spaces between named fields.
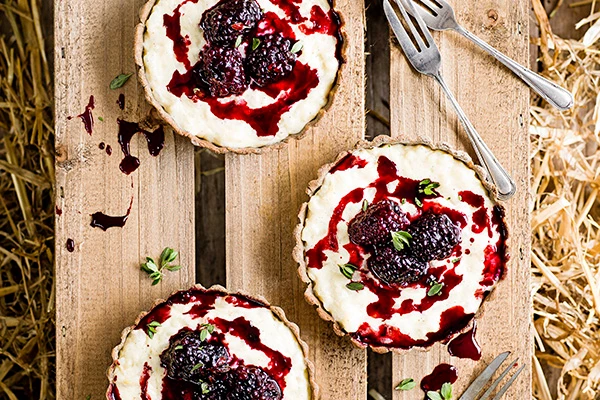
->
xmin=421 ymin=363 xmax=458 ymax=392
xmin=68 ymin=95 xmax=95 ymax=135
xmin=447 ymin=320 xmax=481 ymax=361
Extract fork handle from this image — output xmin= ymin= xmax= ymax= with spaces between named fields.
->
xmin=434 ymin=73 xmax=516 ymax=200
xmin=456 ymin=26 xmax=573 ymax=111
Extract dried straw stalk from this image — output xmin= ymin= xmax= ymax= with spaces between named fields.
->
xmin=0 ymin=0 xmax=55 ymax=399
xmin=531 ymin=3 xmax=600 ymax=400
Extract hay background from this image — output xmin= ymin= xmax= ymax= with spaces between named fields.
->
xmin=0 ymin=0 xmax=599 ymax=399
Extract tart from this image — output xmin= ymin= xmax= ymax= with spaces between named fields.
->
xmin=107 ymin=285 xmax=317 ymax=399
xmin=135 ymin=0 xmax=344 ymax=153
xmin=294 ymin=137 xmax=509 ymax=352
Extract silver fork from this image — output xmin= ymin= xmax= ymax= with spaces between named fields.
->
xmin=459 ymin=351 xmax=525 ymax=400
xmin=410 ymin=0 xmax=573 ymax=111
xmin=383 ymin=0 xmax=516 ymax=199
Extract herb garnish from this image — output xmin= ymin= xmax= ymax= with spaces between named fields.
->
xmin=427 ymin=392 xmax=443 ymax=400
xmin=418 ymin=179 xmax=440 ymax=196
xmin=146 ymin=321 xmax=161 ymax=338
xmin=140 ymin=247 xmax=182 ymax=285
xmin=395 ymin=378 xmax=417 ymax=391
xmin=190 ymin=363 xmax=204 ymax=373
xmin=441 ymin=382 xmax=452 ymax=399
xmin=290 ymin=41 xmax=303 ymax=54
xmin=346 ymin=282 xmax=364 ymax=291
xmin=174 ymin=345 xmax=183 ymax=350
xmin=110 ymin=73 xmax=133 ymax=90
xmin=451 ymin=257 xmax=461 ymax=264
xmin=415 ymin=197 xmax=423 ymax=208
xmin=252 ymin=38 xmax=261 ymax=51
xmin=362 ymin=199 xmax=369 ymax=212
xmin=391 ymin=231 xmax=412 ymax=251
xmin=339 ymin=263 xmax=358 ymax=279
xmin=199 ymin=323 xmax=215 ymax=342
xmin=201 ymin=381 xmax=210 ymax=394
xmin=235 ymin=35 xmax=243 ymax=48
xmin=428 ymin=281 xmax=444 ymax=297
xmin=98 ymin=117 xmax=104 ymax=122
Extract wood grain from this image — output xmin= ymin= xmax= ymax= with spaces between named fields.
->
xmin=389 ymin=1 xmax=531 ymax=399
xmin=224 ymin=1 xmax=368 ymax=398
xmin=54 ymin=1 xmax=195 ymax=398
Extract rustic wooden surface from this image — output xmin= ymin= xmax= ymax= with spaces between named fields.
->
xmin=224 ymin=1 xmax=368 ymax=398
xmin=389 ymin=1 xmax=531 ymax=399
xmin=54 ymin=1 xmax=195 ymax=398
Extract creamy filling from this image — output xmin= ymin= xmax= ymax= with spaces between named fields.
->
xmin=301 ymin=144 xmax=507 ymax=348
xmin=143 ymin=0 xmax=340 ymax=148
xmin=110 ymin=293 xmax=312 ymax=399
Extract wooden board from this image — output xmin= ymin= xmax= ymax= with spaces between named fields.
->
xmin=224 ymin=1 xmax=368 ymax=398
xmin=54 ymin=1 xmax=195 ymax=398
xmin=389 ymin=1 xmax=531 ymax=399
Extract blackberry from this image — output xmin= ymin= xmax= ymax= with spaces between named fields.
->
xmin=368 ymin=245 xmax=428 ymax=286
xmin=245 ymin=34 xmax=298 ymax=86
xmin=226 ymin=366 xmax=282 ymax=400
xmin=348 ymin=199 xmax=409 ymax=247
xmin=193 ymin=45 xmax=248 ymax=98
xmin=160 ymin=330 xmax=231 ymax=383
xmin=407 ymin=213 xmax=461 ymax=262
xmin=193 ymin=377 xmax=229 ymax=400
xmin=200 ymin=0 xmax=263 ymax=46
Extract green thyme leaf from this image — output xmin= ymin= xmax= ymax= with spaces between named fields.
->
xmin=428 ymin=282 xmax=444 ymax=297
xmin=191 ymin=363 xmax=204 ymax=373
xmin=86 ymin=396 xmax=91 ymax=400
xmin=235 ymin=35 xmax=243 ymax=48
xmin=391 ymin=231 xmax=412 ymax=251
xmin=427 ymin=391 xmax=443 ymax=400
xmin=148 ymin=321 xmax=161 ymax=327
xmin=346 ymin=282 xmax=364 ymax=291
xmin=451 ymin=257 xmax=461 ymax=264
xmin=110 ymin=73 xmax=133 ymax=90
xmin=199 ymin=323 xmax=215 ymax=341
xmin=362 ymin=199 xmax=369 ymax=212
xmin=290 ymin=41 xmax=303 ymax=54
xmin=339 ymin=264 xmax=357 ymax=279
xmin=458 ymin=195 xmax=463 ymax=201
xmin=418 ymin=179 xmax=440 ymax=196
xmin=98 ymin=117 xmax=104 ymax=122
xmin=160 ymin=247 xmax=178 ymax=265
xmin=147 ymin=321 xmax=161 ymax=338
xmin=142 ymin=248 xmax=181 ymax=285
xmin=395 ymin=378 xmax=417 ymax=391
xmin=174 ymin=345 xmax=183 ymax=350
xmin=401 ymin=198 xmax=407 ymax=204
xmin=201 ymin=381 xmax=210 ymax=394
xmin=441 ymin=382 xmax=452 ymax=400
xmin=252 ymin=38 xmax=261 ymax=51
xmin=415 ymin=197 xmax=423 ymax=207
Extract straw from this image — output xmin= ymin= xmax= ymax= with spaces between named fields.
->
xmin=0 ymin=0 xmax=55 ymax=398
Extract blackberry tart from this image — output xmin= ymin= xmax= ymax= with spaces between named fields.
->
xmin=135 ymin=0 xmax=343 ymax=152
xmin=107 ymin=285 xmax=317 ymax=399
xmin=293 ymin=137 xmax=509 ymax=352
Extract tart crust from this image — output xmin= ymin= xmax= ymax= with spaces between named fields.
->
xmin=106 ymin=284 xmax=320 ymax=399
xmin=293 ymin=135 xmax=509 ymax=354
xmin=134 ymin=0 xmax=347 ymax=154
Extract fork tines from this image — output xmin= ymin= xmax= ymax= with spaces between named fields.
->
xmin=459 ymin=352 xmax=525 ymax=400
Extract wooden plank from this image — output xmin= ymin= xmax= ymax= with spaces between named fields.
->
xmin=54 ymin=1 xmax=195 ymax=398
xmin=389 ymin=1 xmax=531 ymax=399
xmin=224 ymin=0 xmax=367 ymax=397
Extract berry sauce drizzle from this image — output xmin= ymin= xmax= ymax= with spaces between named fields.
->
xmin=163 ymin=0 xmax=342 ymax=137
xmin=330 ymin=154 xmax=368 ymax=173
xmin=117 ymin=120 xmax=165 ymax=174
xmin=140 ymin=363 xmax=152 ymax=400
xmin=90 ymin=196 xmax=133 ymax=231
xmin=66 ymin=238 xmax=75 ymax=252
xmin=212 ymin=316 xmax=292 ymax=390
xmin=117 ymin=93 xmax=125 ymax=110
xmin=306 ymin=155 xmax=508 ymax=349
xmin=421 ymin=363 xmax=458 ymax=392
xmin=447 ymin=320 xmax=481 ymax=360
xmin=68 ymin=95 xmax=95 ymax=135
xmin=107 ymin=382 xmax=121 ymax=400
